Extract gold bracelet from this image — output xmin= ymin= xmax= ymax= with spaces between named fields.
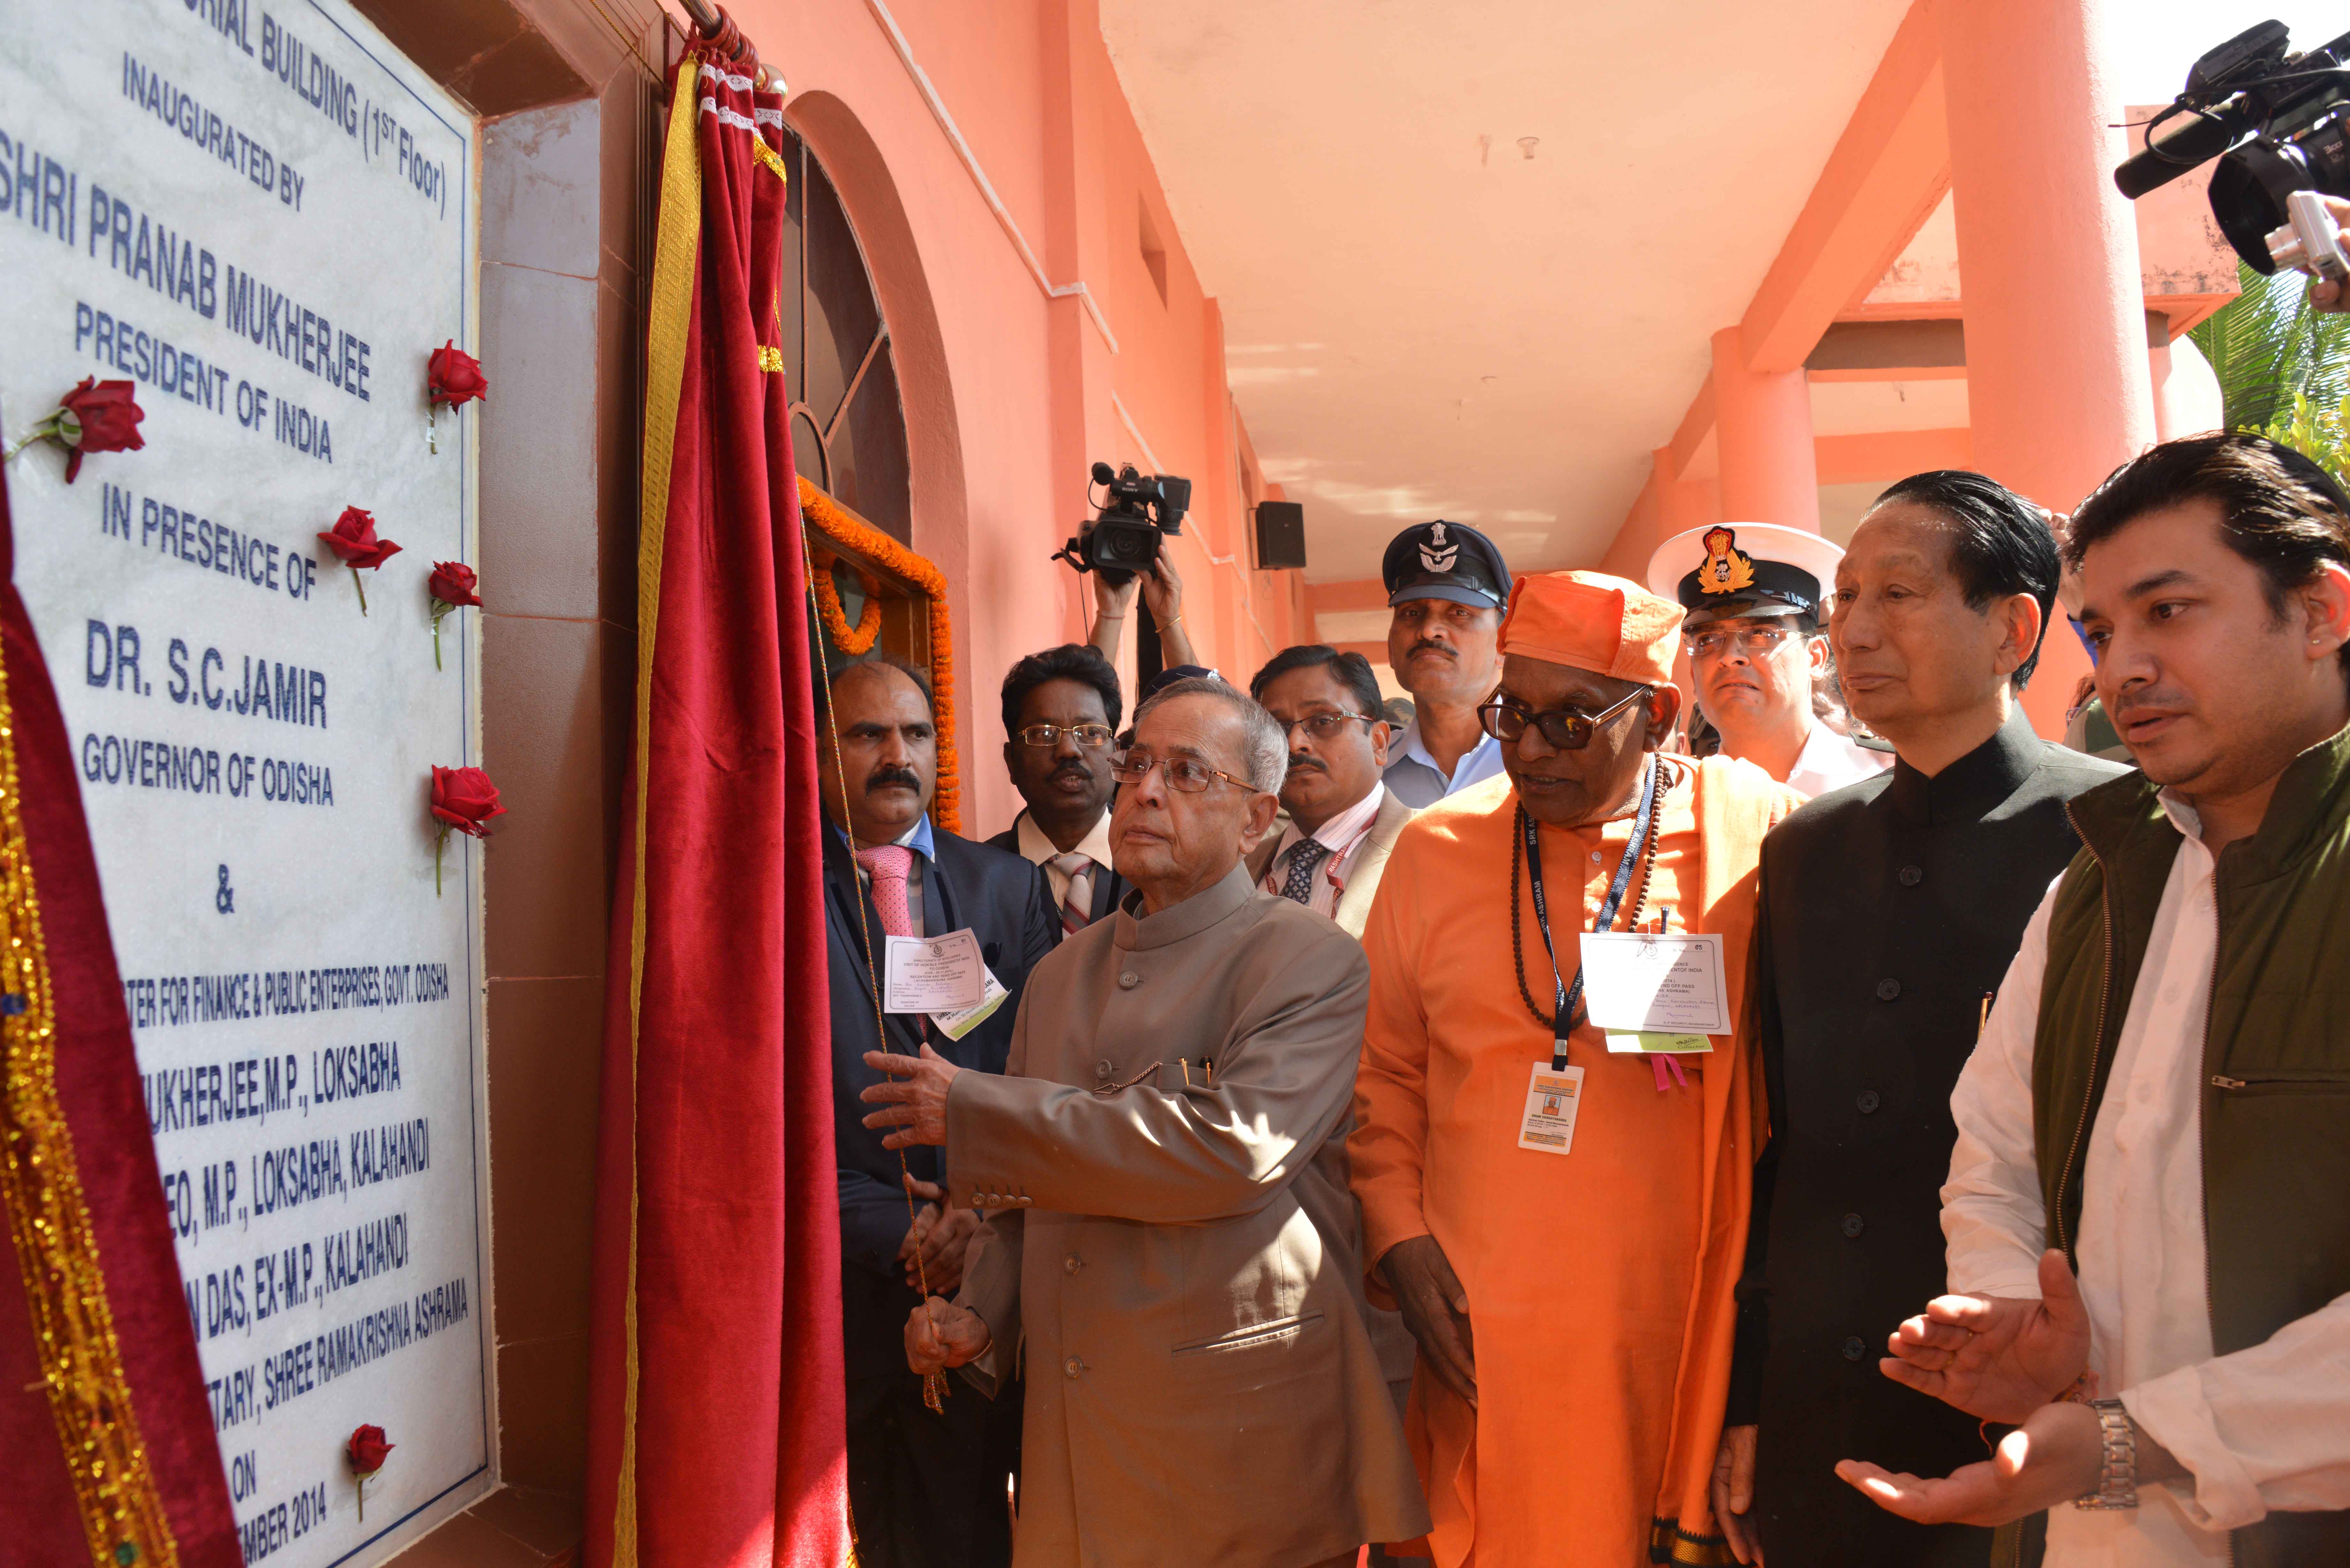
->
xmin=1162 ymin=614 xmax=1184 ymax=629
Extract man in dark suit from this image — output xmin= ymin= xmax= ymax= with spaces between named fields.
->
xmin=820 ymin=653 xmax=1056 ymax=1568
xmin=986 ymin=644 xmax=1131 ymax=930
xmin=1714 ymin=472 xmax=2126 ymax=1566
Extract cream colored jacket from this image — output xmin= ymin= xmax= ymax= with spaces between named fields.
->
xmin=947 ymin=864 xmax=1428 ymax=1566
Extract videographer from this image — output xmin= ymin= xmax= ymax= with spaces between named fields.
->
xmin=1087 ymin=554 xmax=1199 ymax=674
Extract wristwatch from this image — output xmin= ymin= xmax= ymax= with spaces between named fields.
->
xmin=2074 ymin=1398 xmax=2140 ymax=1510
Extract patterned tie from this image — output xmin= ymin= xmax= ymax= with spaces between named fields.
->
xmin=1049 ymin=852 xmax=1095 ymax=934
xmin=1278 ymin=839 xmax=1332 ymax=905
xmin=854 ymin=843 xmax=916 ymax=939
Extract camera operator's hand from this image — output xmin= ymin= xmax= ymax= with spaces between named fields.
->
xmin=1089 ymin=570 xmax=1141 ymax=662
xmin=2311 ymin=195 xmax=2350 ymax=312
xmin=1143 ymin=557 xmax=1200 ymax=668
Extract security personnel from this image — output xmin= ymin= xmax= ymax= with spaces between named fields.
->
xmin=1647 ymin=522 xmax=1889 ymax=798
xmin=1380 ymin=520 xmax=1512 ymax=807
xmin=1715 ymin=472 xmax=2126 ymax=1566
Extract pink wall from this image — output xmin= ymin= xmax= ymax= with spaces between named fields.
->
xmin=733 ymin=0 xmax=1300 ymax=836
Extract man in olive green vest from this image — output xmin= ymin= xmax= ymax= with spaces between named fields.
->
xmin=1837 ymin=433 xmax=2350 ymax=1567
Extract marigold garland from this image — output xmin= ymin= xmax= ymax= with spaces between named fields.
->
xmin=810 ymin=553 xmax=884 ymax=657
xmin=797 ymin=476 xmax=960 ymax=833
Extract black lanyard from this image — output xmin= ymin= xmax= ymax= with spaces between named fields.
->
xmin=1524 ymin=760 xmax=1659 ymax=1071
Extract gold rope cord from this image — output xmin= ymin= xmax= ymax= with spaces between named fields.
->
xmin=0 ymin=634 xmax=178 ymax=1568
xmin=613 ymin=52 xmax=708 ymax=1568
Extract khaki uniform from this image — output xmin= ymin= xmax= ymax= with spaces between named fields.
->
xmin=948 ymin=865 xmax=1428 ymax=1567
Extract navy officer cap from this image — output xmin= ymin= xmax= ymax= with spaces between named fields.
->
xmin=1382 ymin=520 xmax=1511 ymax=610
xmin=1644 ymin=522 xmax=1845 ymax=630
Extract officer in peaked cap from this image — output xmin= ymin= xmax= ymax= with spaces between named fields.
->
xmin=1646 ymin=522 xmax=1888 ymax=799
xmin=1379 ymin=520 xmax=1512 ymax=807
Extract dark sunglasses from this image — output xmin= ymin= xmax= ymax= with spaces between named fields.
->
xmin=1476 ymin=686 xmax=1650 ymax=750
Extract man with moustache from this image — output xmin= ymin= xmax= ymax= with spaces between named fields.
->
xmin=989 ymin=644 xmax=1131 ymax=931
xmin=1647 ymin=523 xmax=1890 ymax=797
xmin=1352 ymin=571 xmax=1803 ymax=1565
xmin=872 ymin=677 xmax=1428 ymax=1567
xmin=817 ymin=654 xmax=1058 ymax=1568
xmin=1245 ymin=645 xmax=1413 ymax=934
xmin=1847 ymin=434 xmax=2350 ymax=1565
xmin=1714 ymin=472 xmax=2125 ymax=1566
xmin=1381 ymin=521 xmax=1512 ymax=807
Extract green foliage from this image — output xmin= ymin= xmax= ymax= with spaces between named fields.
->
xmin=2188 ymin=261 xmax=2350 ymax=484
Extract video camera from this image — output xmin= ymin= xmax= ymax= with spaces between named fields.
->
xmin=2115 ymin=20 xmax=2350 ymax=280
xmin=1052 ymin=461 xmax=1192 ymax=586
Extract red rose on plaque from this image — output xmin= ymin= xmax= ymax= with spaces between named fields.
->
xmin=4 ymin=377 xmax=146 ymax=483
xmin=428 ymin=341 xmax=487 ymax=408
xmin=316 ymin=506 xmax=403 ymax=616
xmin=429 ymin=765 xmax=506 ymax=895
xmin=429 ymin=561 xmax=481 ymax=607
xmin=426 ymin=340 xmax=486 ymax=454
xmin=346 ymin=1424 xmax=394 ymax=1521
xmin=427 ymin=561 xmax=481 ymax=670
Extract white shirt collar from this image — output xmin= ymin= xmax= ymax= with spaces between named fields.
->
xmin=1015 ymin=807 xmax=1116 ymax=870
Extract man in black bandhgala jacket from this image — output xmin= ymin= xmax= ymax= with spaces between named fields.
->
xmin=1716 ymin=473 xmax=2125 ymax=1567
xmin=818 ymin=653 xmax=1056 ymax=1568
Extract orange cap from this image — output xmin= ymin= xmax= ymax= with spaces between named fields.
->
xmin=1498 ymin=570 xmax=1684 ymax=687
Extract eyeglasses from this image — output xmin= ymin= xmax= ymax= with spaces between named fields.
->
xmin=1476 ymin=687 xmax=1651 ymax=750
xmin=1686 ymin=625 xmax=1797 ymax=660
xmin=1015 ymin=722 xmax=1115 ymax=749
xmin=1108 ymin=749 xmax=1256 ymax=794
xmin=1271 ymin=712 xmax=1379 ymax=743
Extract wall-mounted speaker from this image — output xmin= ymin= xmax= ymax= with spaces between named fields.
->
xmin=1254 ymin=501 xmax=1306 ymax=571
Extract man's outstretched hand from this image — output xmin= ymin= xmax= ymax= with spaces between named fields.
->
xmin=1881 ymin=1249 xmax=2090 ymax=1423
xmin=1840 ymin=1398 xmax=2184 ymax=1527
xmin=1838 ymin=1400 xmax=2103 ymax=1527
xmin=860 ymin=1044 xmax=960 ymax=1149
xmin=1380 ymin=1234 xmax=1476 ymax=1407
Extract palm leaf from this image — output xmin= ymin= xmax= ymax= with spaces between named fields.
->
xmin=2187 ymin=260 xmax=2350 ymax=485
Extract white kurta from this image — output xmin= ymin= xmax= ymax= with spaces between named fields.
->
xmin=1946 ymin=794 xmax=2350 ymax=1564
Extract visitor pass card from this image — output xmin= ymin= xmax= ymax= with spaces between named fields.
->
xmin=1579 ymin=931 xmax=1731 ymax=1035
xmin=884 ymin=928 xmax=988 ymax=1012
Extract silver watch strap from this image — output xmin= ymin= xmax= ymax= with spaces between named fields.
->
xmin=2073 ymin=1397 xmax=2140 ymax=1510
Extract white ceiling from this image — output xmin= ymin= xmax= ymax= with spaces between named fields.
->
xmin=1100 ymin=0 xmax=1915 ymax=583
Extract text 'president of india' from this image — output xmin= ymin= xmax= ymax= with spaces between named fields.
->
xmin=861 ymin=676 xmax=1430 ymax=1568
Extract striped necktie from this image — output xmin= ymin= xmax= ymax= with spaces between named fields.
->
xmin=1278 ymin=839 xmax=1332 ymax=905
xmin=1049 ymin=852 xmax=1095 ymax=933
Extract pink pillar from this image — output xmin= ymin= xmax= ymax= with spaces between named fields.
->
xmin=1656 ymin=445 xmax=1722 ymax=535
xmin=1936 ymin=0 xmax=2156 ymax=735
xmin=1710 ymin=325 xmax=1821 ymax=531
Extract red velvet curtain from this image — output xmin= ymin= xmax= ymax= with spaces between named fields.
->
xmin=585 ymin=49 xmax=847 ymax=1568
xmin=0 ymin=434 xmax=241 ymax=1566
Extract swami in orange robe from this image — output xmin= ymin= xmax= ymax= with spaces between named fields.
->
xmin=1352 ymin=570 xmax=1800 ymax=1567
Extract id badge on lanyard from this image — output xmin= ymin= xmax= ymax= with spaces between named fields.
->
xmin=1523 ymin=759 xmax=1660 ymax=1070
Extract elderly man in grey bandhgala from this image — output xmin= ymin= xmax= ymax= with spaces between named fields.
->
xmin=861 ymin=676 xmax=1429 ymax=1568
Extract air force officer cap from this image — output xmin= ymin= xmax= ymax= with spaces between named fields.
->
xmin=1382 ymin=520 xmax=1512 ymax=610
